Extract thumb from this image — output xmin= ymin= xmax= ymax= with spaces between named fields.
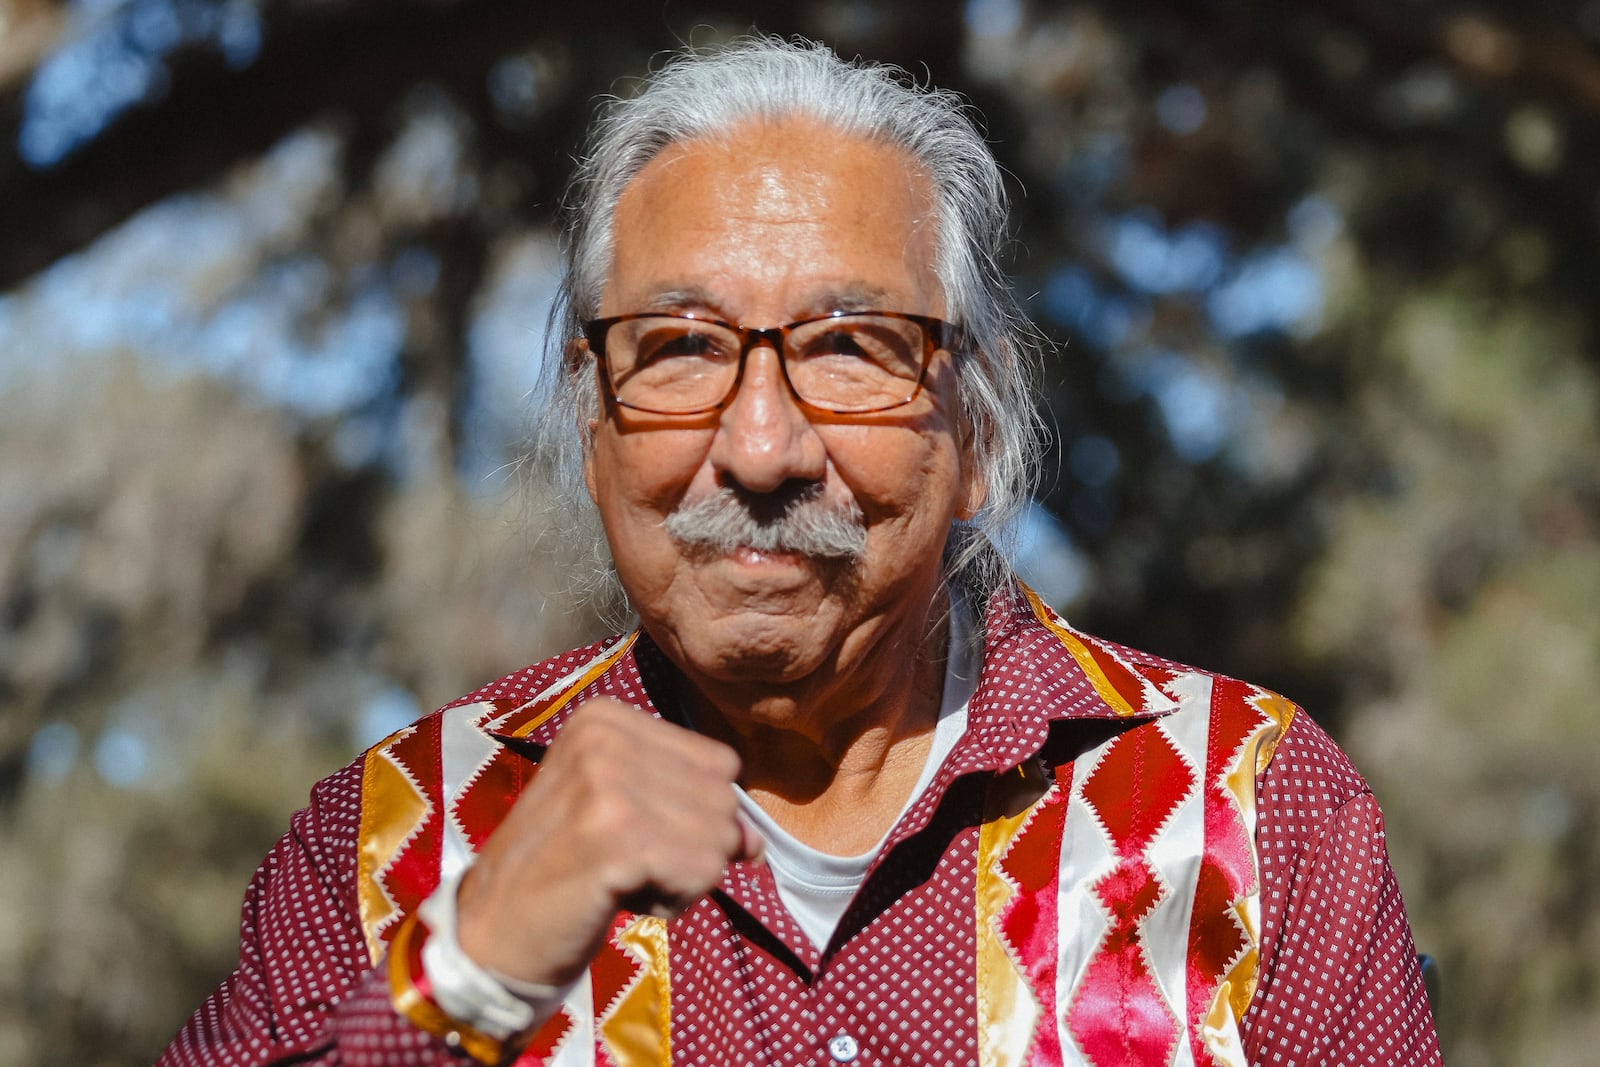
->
xmin=735 ymin=809 xmax=766 ymax=865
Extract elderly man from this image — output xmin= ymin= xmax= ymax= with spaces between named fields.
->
xmin=162 ymin=38 xmax=1441 ymax=1067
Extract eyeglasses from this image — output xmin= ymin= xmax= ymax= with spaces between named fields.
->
xmin=582 ymin=310 xmax=965 ymax=416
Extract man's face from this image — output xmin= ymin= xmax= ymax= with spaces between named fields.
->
xmin=583 ymin=119 xmax=981 ymax=726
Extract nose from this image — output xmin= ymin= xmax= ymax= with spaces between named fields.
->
xmin=706 ymin=343 xmax=827 ymax=494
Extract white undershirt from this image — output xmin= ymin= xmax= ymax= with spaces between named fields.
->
xmin=735 ymin=593 xmax=979 ymax=950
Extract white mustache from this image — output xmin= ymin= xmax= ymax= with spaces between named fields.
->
xmin=663 ymin=485 xmax=867 ymax=561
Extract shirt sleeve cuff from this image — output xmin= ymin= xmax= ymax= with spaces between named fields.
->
xmin=416 ymin=867 xmax=573 ymax=1042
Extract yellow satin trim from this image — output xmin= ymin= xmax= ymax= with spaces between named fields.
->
xmin=1202 ymin=686 xmax=1295 ymax=1062
xmin=599 ymin=916 xmax=672 ymax=1067
xmin=357 ymin=732 xmax=430 ymax=964
xmin=510 ymin=632 xmax=639 ymax=738
xmin=387 ymin=913 xmax=506 ymax=1065
xmin=1200 ymin=976 xmax=1250 ymax=1067
xmin=1020 ymin=584 xmax=1151 ymax=718
xmin=1245 ymin=689 xmax=1295 ymax=777
xmin=975 ymin=762 xmax=1052 ymax=1067
xmin=356 ymin=635 xmax=641 ymax=965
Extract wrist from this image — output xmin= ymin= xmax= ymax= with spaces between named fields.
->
xmin=386 ymin=868 xmax=574 ymax=1061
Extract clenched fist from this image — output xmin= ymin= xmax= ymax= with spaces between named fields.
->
xmin=455 ymin=698 xmax=764 ymax=987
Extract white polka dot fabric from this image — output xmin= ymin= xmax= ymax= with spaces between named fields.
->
xmin=158 ymin=582 xmax=1440 ymax=1065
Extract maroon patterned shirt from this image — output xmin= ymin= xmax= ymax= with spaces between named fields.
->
xmin=159 ymin=583 xmax=1441 ymax=1065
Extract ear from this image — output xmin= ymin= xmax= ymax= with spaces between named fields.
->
xmin=953 ymin=402 xmax=988 ymax=522
xmin=955 ymin=462 xmax=987 ymax=521
xmin=568 ymin=337 xmax=603 ymax=505
xmin=583 ymin=433 xmax=600 ymax=505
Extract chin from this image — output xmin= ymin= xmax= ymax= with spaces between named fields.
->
xmin=672 ymin=614 xmax=831 ymax=683
xmin=696 ymin=638 xmax=820 ymax=685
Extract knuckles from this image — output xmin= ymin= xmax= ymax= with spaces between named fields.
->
xmin=476 ymin=698 xmax=748 ymax=927
xmin=456 ymin=697 xmax=760 ymax=983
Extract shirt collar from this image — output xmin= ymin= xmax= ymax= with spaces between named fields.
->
xmin=488 ymin=578 xmax=1179 ymax=770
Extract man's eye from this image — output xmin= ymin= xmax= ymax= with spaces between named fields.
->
xmin=809 ymin=330 xmax=870 ymax=358
xmin=641 ymin=331 xmax=720 ymax=361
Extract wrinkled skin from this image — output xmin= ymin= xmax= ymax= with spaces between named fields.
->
xmin=459 ymin=119 xmax=980 ymax=987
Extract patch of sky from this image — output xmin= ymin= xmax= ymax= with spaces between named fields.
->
xmin=1040 ymin=266 xmax=1147 ymax=350
xmin=9 ymin=229 xmax=406 ymax=424
xmin=1074 ymin=204 xmax=1330 ymax=346
xmin=1007 ymin=499 xmax=1090 ymax=608
xmin=460 ymin=234 xmax=563 ymax=487
xmin=489 ymin=56 xmax=536 ymax=116
xmin=391 ymin=247 xmax=441 ymax=299
xmin=216 ymin=0 xmax=263 ymax=69
xmin=19 ymin=0 xmax=263 ymax=169
xmin=1155 ymin=83 xmax=1207 ymax=135
xmin=1207 ymin=245 xmax=1323 ymax=340
xmin=1145 ymin=352 xmax=1237 ymax=462
xmin=0 ymin=294 xmax=26 ymax=392
xmin=28 ymin=721 xmax=81 ymax=782
xmin=965 ymin=0 xmax=1023 ymax=38
xmin=1103 ymin=209 xmax=1228 ymax=296
xmin=487 ymin=53 xmax=551 ymax=125
xmin=376 ymin=92 xmax=475 ymax=222
xmin=238 ymin=129 xmax=345 ymax=246
xmin=1100 ymin=347 xmax=1245 ymax=463
xmin=221 ymin=281 xmax=405 ymax=420
xmin=19 ymin=30 xmax=164 ymax=167
xmin=127 ymin=0 xmax=184 ymax=50
xmin=1040 ymin=266 xmax=1094 ymax=327
xmin=1 ymin=123 xmax=405 ymax=432
xmin=1287 ymin=194 xmax=1343 ymax=252
xmin=34 ymin=255 xmax=116 ymax=352
xmin=357 ymin=685 xmax=422 ymax=749
xmin=24 ymin=194 xmax=251 ymax=356
xmin=93 ymin=724 xmax=151 ymax=788
xmin=1054 ymin=131 xmax=1129 ymax=204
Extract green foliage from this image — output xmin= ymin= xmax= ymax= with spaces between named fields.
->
xmin=1295 ymin=281 xmax=1600 ymax=1063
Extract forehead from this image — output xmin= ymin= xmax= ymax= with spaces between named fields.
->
xmin=601 ymin=119 xmax=944 ymax=318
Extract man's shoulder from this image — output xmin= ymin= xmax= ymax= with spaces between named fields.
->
xmin=438 ymin=631 xmax=640 ymax=723
xmin=993 ymin=584 xmax=1368 ymax=804
xmin=1085 ymin=632 xmax=1369 ymax=803
xmin=1093 ymin=634 xmax=1374 ymax=818
xmin=331 ymin=631 xmax=640 ymax=794
xmin=985 ymin=581 xmax=1301 ymax=726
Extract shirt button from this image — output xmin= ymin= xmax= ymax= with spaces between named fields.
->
xmin=827 ymin=1034 xmax=859 ymax=1062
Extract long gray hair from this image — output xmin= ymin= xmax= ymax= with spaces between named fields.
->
xmin=531 ymin=36 xmax=1045 ymax=606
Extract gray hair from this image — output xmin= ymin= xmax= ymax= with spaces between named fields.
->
xmin=531 ymin=35 xmax=1045 ymax=606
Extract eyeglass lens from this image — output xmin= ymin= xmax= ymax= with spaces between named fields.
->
xmin=604 ymin=314 xmax=927 ymax=414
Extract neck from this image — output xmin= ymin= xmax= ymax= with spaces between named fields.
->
xmin=682 ymin=592 xmax=954 ymax=853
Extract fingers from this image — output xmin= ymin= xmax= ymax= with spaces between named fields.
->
xmin=456 ymin=697 xmax=759 ymax=987
xmin=735 ymin=809 xmax=766 ymax=865
xmin=549 ymin=697 xmax=742 ymax=799
xmin=568 ymin=706 xmax=760 ymax=915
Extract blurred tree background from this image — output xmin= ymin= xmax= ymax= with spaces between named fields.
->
xmin=1 ymin=0 xmax=1596 ymax=1062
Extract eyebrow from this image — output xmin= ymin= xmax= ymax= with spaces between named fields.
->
xmin=639 ymin=284 xmax=899 ymax=320
xmin=641 ymin=286 xmax=719 ymax=313
xmin=813 ymin=285 xmax=896 ymax=314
